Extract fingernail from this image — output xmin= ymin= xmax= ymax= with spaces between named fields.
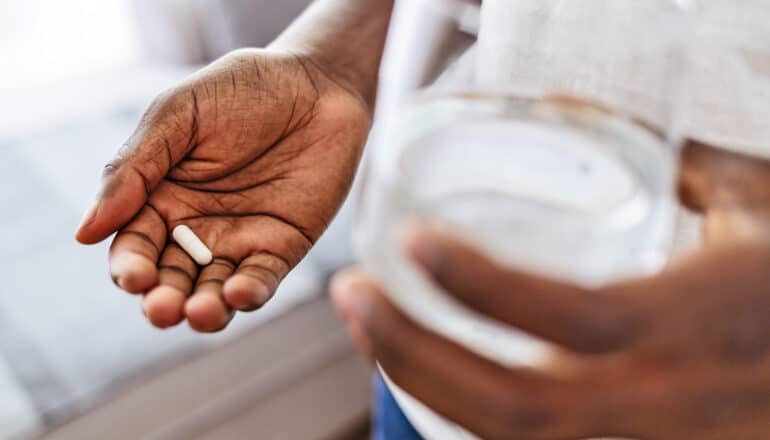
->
xmin=401 ymin=224 xmax=442 ymax=271
xmin=76 ymin=201 xmax=101 ymax=234
xmin=330 ymin=273 xmax=372 ymax=353
xmin=330 ymin=273 xmax=371 ymax=320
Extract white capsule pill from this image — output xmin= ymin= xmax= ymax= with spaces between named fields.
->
xmin=172 ymin=225 xmax=213 ymax=266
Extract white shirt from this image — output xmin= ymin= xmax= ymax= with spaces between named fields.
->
xmin=475 ymin=0 xmax=770 ymax=159
xmin=381 ymin=1 xmax=770 ymax=439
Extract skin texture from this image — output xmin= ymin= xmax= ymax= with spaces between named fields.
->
xmin=331 ymin=141 xmax=770 ymax=439
xmin=76 ymin=49 xmax=370 ymax=332
xmin=76 ymin=0 xmax=394 ymax=333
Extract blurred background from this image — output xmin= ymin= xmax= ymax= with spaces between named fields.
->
xmin=0 ymin=1 xmax=371 ymax=439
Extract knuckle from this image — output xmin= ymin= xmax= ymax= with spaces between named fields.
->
xmin=492 ymin=396 xmax=554 ymax=439
xmin=570 ymin=299 xmax=640 ymax=354
xmin=140 ymin=87 xmax=185 ymax=127
xmin=102 ymin=155 xmax=125 ymax=179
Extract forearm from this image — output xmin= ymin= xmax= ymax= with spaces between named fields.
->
xmin=272 ymin=0 xmax=395 ymax=109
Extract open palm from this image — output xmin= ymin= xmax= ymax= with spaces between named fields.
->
xmin=76 ymin=49 xmax=370 ymax=332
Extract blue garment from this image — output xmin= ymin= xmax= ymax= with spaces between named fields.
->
xmin=373 ymin=373 xmax=424 ymax=440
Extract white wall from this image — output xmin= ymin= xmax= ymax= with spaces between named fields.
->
xmin=0 ymin=0 xmax=142 ymax=93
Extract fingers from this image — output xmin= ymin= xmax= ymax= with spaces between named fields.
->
xmin=402 ymin=226 xmax=645 ymax=355
xmin=109 ymin=206 xmax=166 ymax=293
xmin=213 ymin=216 xmax=310 ymax=311
xmin=678 ymin=140 xmax=770 ymax=214
xmin=141 ymin=215 xmax=309 ymax=331
xmin=186 ymin=258 xmax=236 ymax=332
xmin=143 ymin=244 xmax=198 ymax=329
xmin=330 ymin=270 xmax=600 ymax=440
xmin=223 ymin=252 xmax=290 ymax=311
xmin=331 ymin=267 xmax=770 ymax=440
xmin=75 ymin=89 xmax=193 ymax=244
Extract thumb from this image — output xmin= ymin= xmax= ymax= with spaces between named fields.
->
xmin=75 ymin=88 xmax=196 ymax=244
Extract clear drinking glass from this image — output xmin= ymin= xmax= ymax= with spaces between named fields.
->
xmin=355 ymin=0 xmax=687 ymax=389
xmin=355 ymin=1 xmax=688 ymax=437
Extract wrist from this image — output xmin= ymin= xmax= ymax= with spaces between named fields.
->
xmin=269 ymin=0 xmax=394 ymax=111
xmin=274 ymin=44 xmax=375 ymax=111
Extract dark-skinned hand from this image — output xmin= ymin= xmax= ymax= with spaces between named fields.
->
xmin=77 ymin=49 xmax=370 ymax=332
xmin=331 ymin=141 xmax=770 ymax=440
